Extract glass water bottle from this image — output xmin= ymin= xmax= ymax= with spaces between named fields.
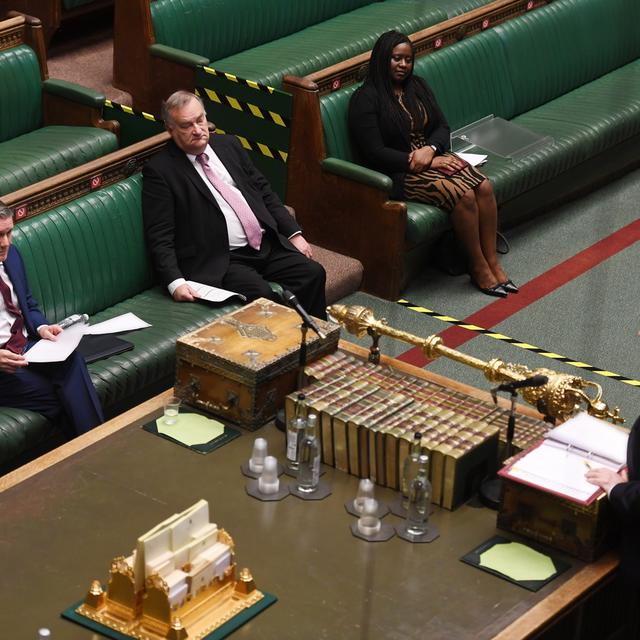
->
xmin=296 ymin=413 xmax=320 ymax=493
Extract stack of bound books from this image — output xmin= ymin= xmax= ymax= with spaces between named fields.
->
xmin=285 ymin=350 xmax=550 ymax=510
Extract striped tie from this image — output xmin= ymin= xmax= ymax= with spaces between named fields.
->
xmin=0 ymin=272 xmax=26 ymax=354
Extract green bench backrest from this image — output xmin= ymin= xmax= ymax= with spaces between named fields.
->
xmin=0 ymin=45 xmax=42 ymax=143
xmin=321 ymin=0 xmax=640 ymax=161
xmin=321 ymin=85 xmax=359 ymax=163
xmin=493 ymin=0 xmax=640 ymax=116
xmin=13 ymin=174 xmax=153 ymax=323
xmin=151 ymin=0 xmax=374 ymax=62
xmin=413 ymin=30 xmax=515 ymax=131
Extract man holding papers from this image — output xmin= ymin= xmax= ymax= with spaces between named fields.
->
xmin=0 ymin=205 xmax=104 ymax=435
xmin=142 ymin=91 xmax=327 ymax=319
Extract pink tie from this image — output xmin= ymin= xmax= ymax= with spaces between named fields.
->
xmin=196 ymin=152 xmax=262 ymax=250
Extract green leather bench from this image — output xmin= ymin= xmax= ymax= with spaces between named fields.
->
xmin=285 ymin=0 xmax=640 ymax=299
xmin=113 ymin=0 xmax=494 ymax=113
xmin=0 ymin=140 xmax=238 ymax=475
xmin=0 ymin=15 xmax=118 ymax=197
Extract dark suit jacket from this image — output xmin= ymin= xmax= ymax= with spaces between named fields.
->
xmin=609 ymin=415 xmax=640 ymax=586
xmin=3 ymin=245 xmax=47 ymax=337
xmin=348 ymin=77 xmax=451 ymax=199
xmin=142 ymin=135 xmax=301 ymax=288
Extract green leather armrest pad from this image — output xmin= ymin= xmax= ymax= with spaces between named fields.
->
xmin=42 ymin=79 xmax=105 ymax=108
xmin=322 ymin=157 xmax=392 ymax=192
xmin=150 ymin=44 xmax=209 ymax=68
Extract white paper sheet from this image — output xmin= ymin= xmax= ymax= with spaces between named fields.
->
xmin=546 ymin=411 xmax=628 ymax=466
xmin=86 ymin=312 xmax=151 ymax=335
xmin=456 ymin=152 xmax=488 ymax=167
xmin=186 ymin=281 xmax=246 ymax=303
xmin=506 ymin=441 xmax=618 ymax=503
xmin=25 ymin=323 xmax=86 ymax=363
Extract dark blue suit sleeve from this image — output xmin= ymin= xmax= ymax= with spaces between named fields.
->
xmin=609 ymin=481 xmax=640 ymax=525
xmin=6 ymin=247 xmax=48 ymax=334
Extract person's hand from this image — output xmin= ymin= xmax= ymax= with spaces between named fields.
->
xmin=172 ymin=283 xmax=197 ymax=302
xmin=585 ymin=466 xmax=627 ymax=493
xmin=38 ymin=324 xmax=62 ymax=341
xmin=289 ymin=234 xmax=313 ymax=259
xmin=0 ymin=348 xmax=27 ymax=374
xmin=408 ymin=146 xmax=435 ymax=173
xmin=430 ymin=154 xmax=466 ymax=173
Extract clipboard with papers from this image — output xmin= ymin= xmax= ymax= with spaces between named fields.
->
xmin=498 ymin=412 xmax=628 ymax=505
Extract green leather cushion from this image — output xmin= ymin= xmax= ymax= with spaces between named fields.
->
xmin=151 ymin=0 xmax=374 ymax=62
xmin=493 ymin=0 xmax=640 ymax=117
xmin=482 ymin=60 xmax=640 ymax=204
xmin=0 ymin=126 xmax=118 ymax=196
xmin=87 ymin=288 xmax=238 ymax=410
xmin=0 ymin=407 xmax=62 ymax=475
xmin=212 ymin=1 xmax=448 ymax=88
xmin=0 ymin=44 xmax=42 ymax=142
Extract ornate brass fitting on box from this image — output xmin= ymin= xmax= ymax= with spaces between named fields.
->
xmin=328 ymin=304 xmax=623 ymax=424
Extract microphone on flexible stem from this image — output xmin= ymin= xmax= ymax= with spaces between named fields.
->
xmin=495 ymin=374 xmax=548 ymax=394
xmin=58 ymin=313 xmax=89 ymax=330
xmin=282 ymin=290 xmax=326 ymax=339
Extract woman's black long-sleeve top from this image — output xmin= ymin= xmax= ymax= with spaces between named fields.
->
xmin=348 ymin=77 xmax=451 ymax=199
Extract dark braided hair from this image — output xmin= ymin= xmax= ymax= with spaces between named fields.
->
xmin=364 ymin=30 xmax=426 ymax=138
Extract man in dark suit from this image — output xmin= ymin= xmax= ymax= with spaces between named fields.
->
xmin=142 ymin=90 xmax=326 ymax=319
xmin=586 ymin=414 xmax=640 ymax=589
xmin=0 ymin=205 xmax=104 ymax=435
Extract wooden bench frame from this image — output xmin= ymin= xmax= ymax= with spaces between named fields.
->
xmin=0 ymin=0 xmax=113 ymax=44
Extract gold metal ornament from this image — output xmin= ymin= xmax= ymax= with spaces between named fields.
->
xmin=328 ymin=304 xmax=623 ymax=424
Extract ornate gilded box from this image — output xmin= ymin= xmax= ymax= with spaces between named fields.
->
xmin=175 ymin=298 xmax=339 ymax=429
xmin=497 ymin=479 xmax=612 ymax=561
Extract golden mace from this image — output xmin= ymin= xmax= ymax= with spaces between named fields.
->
xmin=328 ymin=304 xmax=623 ymax=424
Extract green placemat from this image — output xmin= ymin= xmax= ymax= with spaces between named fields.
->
xmin=143 ymin=411 xmax=240 ymax=454
xmin=62 ymin=591 xmax=277 ymax=639
xmin=460 ymin=535 xmax=571 ymax=591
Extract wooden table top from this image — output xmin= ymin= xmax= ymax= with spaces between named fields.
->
xmin=0 ymin=342 xmax=619 ymax=639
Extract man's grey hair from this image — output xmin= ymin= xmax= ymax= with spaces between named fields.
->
xmin=161 ymin=91 xmax=205 ymax=127
xmin=0 ymin=203 xmax=13 ymax=220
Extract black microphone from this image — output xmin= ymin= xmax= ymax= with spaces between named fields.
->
xmin=282 ymin=290 xmax=326 ymax=339
xmin=497 ymin=375 xmax=548 ymax=393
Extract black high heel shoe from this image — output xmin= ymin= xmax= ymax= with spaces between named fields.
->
xmin=471 ymin=279 xmax=508 ymax=298
xmin=500 ymin=279 xmax=519 ymax=294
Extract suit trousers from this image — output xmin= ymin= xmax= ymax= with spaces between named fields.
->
xmin=222 ymin=233 xmax=327 ymax=319
xmin=0 ymin=350 xmax=104 ymax=435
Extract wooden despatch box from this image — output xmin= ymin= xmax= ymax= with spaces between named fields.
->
xmin=175 ymin=298 xmax=340 ymax=429
xmin=497 ymin=478 xmax=611 ymax=561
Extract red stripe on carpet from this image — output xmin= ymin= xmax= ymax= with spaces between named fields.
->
xmin=397 ymin=218 xmax=640 ymax=368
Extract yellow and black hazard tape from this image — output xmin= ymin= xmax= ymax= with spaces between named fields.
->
xmin=104 ymin=99 xmax=158 ymax=122
xmin=103 ymin=100 xmax=287 ymax=162
xmin=214 ymin=127 xmax=287 ymax=162
xmin=196 ymin=86 xmax=290 ymax=128
xmin=397 ymin=299 xmax=640 ymax=388
xmin=202 ymin=66 xmax=275 ymax=95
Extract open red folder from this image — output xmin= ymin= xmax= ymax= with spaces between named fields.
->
xmin=498 ymin=412 xmax=628 ymax=506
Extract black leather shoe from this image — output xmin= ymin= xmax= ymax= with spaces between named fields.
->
xmin=500 ymin=279 xmax=519 ymax=294
xmin=471 ymin=280 xmax=508 ymax=298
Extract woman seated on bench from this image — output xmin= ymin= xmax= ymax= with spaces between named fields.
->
xmin=348 ymin=30 xmax=516 ymax=297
